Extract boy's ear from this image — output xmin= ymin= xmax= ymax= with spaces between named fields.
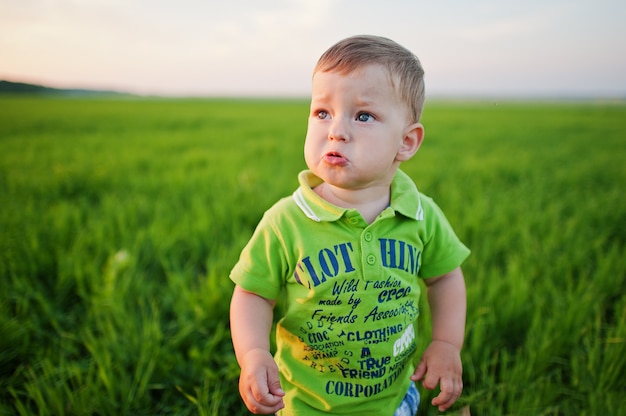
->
xmin=396 ymin=122 xmax=424 ymax=162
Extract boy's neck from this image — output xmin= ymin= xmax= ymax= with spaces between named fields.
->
xmin=315 ymin=182 xmax=391 ymax=225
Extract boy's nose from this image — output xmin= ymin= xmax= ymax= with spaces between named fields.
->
xmin=328 ymin=117 xmax=350 ymax=142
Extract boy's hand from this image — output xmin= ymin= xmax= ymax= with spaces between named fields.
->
xmin=412 ymin=340 xmax=463 ymax=412
xmin=239 ymin=348 xmax=285 ymax=414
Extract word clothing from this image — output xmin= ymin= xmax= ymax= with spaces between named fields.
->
xmin=230 ymin=169 xmax=470 ymax=415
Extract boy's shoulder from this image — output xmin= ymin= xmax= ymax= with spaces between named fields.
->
xmin=261 ymin=193 xmax=301 ymax=219
xmin=261 ymin=187 xmax=342 ymax=225
xmin=257 ymin=190 xmax=320 ymax=228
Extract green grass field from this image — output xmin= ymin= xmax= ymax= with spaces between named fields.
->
xmin=1 ymin=96 xmax=625 ymax=415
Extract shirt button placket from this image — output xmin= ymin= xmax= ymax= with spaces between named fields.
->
xmin=361 ymin=229 xmax=378 ymax=278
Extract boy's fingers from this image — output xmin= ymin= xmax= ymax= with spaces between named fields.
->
xmin=267 ymin=367 xmax=285 ymax=397
xmin=422 ymin=370 xmax=440 ymax=391
xmin=432 ymin=377 xmax=462 ymax=411
xmin=411 ymin=360 xmax=427 ymax=381
xmin=412 ymin=360 xmax=440 ymax=390
xmin=244 ymin=397 xmax=284 ymax=415
xmin=238 ymin=351 xmax=285 ymax=414
xmin=268 ymin=383 xmax=285 ymax=397
xmin=252 ymin=372 xmax=282 ymax=403
xmin=246 ymin=378 xmax=284 ymax=414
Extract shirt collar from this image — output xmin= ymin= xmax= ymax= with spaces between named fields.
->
xmin=293 ymin=170 xmax=424 ymax=223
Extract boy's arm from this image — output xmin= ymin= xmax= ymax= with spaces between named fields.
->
xmin=230 ymin=285 xmax=285 ymax=414
xmin=412 ymin=266 xmax=466 ymax=412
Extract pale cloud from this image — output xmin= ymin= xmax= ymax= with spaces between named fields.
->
xmin=456 ymin=15 xmax=547 ymax=41
xmin=1 ymin=0 xmax=624 ymax=96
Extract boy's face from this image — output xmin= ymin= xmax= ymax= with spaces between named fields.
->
xmin=304 ymin=64 xmax=423 ymax=191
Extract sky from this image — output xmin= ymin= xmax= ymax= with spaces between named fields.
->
xmin=1 ymin=0 xmax=625 ymax=98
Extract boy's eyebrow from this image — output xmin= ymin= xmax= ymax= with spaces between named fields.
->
xmin=309 ymin=98 xmax=379 ymax=113
xmin=353 ymin=96 xmax=377 ymax=107
xmin=309 ymin=92 xmax=331 ymax=106
xmin=310 ymin=92 xmax=378 ymax=106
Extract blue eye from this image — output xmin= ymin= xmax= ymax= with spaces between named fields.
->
xmin=357 ymin=112 xmax=374 ymax=122
xmin=316 ymin=110 xmax=329 ymax=119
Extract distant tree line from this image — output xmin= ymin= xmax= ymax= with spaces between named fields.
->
xmin=0 ymin=80 xmax=58 ymax=94
xmin=0 ymin=80 xmax=128 ymax=96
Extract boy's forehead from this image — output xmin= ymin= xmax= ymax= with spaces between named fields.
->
xmin=312 ymin=65 xmax=400 ymax=98
xmin=314 ymin=62 xmax=390 ymax=78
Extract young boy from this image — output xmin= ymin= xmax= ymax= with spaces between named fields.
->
xmin=230 ymin=35 xmax=470 ymax=415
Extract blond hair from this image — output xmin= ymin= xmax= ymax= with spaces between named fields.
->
xmin=314 ymin=35 xmax=426 ymax=123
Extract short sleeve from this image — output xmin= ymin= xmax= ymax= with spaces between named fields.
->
xmin=417 ymin=196 xmax=470 ymax=278
xmin=229 ymin=211 xmax=288 ymax=300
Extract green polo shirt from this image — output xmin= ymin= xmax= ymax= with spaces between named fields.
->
xmin=231 ymin=169 xmax=470 ymax=416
